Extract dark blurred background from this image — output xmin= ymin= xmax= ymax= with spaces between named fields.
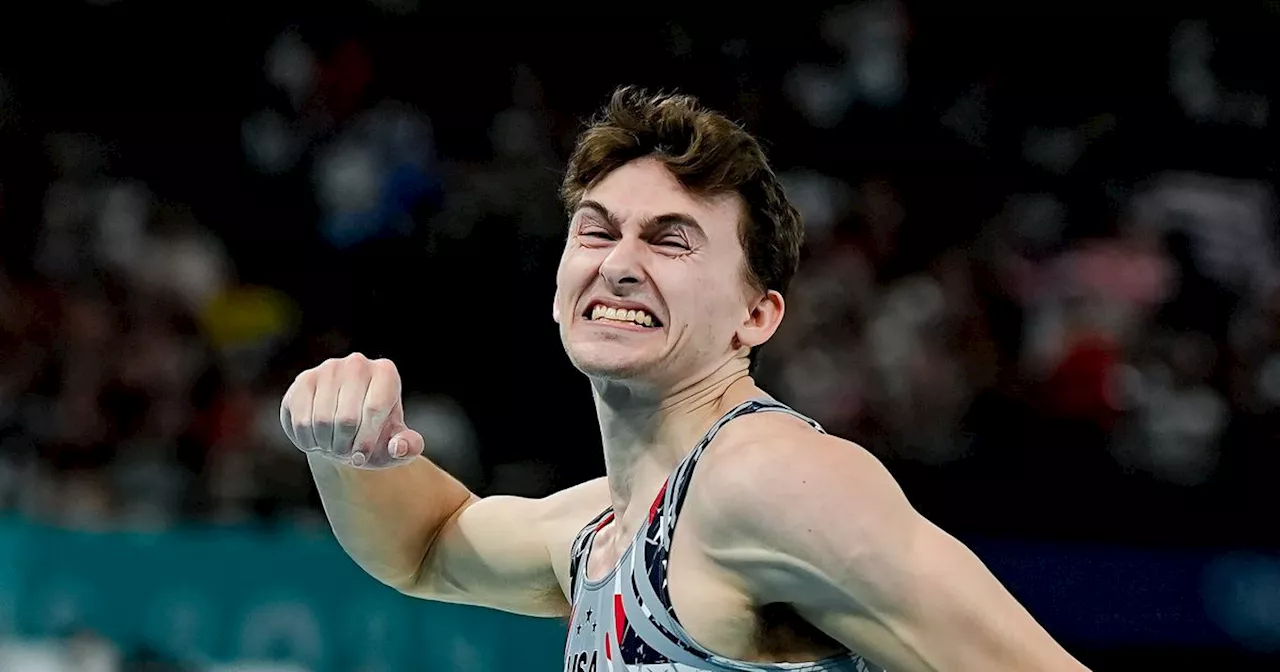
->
xmin=0 ymin=1 xmax=1278 ymax=670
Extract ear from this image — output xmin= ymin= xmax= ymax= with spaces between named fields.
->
xmin=736 ymin=290 xmax=785 ymax=349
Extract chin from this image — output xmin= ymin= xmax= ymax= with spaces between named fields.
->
xmin=570 ymin=356 xmax=651 ymax=381
xmin=564 ymin=343 xmax=658 ymax=381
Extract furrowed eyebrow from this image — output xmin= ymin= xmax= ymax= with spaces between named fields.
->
xmin=575 ymin=200 xmax=706 ymax=239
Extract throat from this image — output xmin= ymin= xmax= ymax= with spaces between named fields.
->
xmin=594 ymin=372 xmax=759 ymax=539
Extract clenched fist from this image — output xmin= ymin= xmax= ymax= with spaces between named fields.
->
xmin=281 ymin=353 xmax=425 ymax=469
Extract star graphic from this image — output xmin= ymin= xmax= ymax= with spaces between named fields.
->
xmin=576 ymin=624 xmax=581 ymax=634
xmin=585 ymin=609 xmax=593 ymax=621
xmin=591 ymin=623 xmax=597 ymax=632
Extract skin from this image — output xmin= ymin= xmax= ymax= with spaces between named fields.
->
xmin=282 ymin=156 xmax=1091 ymax=671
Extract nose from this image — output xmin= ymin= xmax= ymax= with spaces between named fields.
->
xmin=599 ymin=236 xmax=647 ymax=290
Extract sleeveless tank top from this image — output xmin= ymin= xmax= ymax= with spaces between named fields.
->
xmin=563 ymin=398 xmax=883 ymax=672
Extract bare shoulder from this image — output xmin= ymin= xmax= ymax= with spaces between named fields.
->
xmin=680 ymin=412 xmax=1092 ymax=670
xmin=536 ymin=476 xmax=612 ymax=593
xmin=686 ymin=411 xmax=910 ymax=543
xmin=538 ymin=475 xmax=612 ymax=523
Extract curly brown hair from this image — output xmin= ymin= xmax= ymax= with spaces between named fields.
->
xmin=560 ymin=86 xmax=804 ymax=370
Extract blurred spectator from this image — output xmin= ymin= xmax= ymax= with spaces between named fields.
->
xmin=0 ymin=0 xmax=1275 ymax=604
xmin=1 ymin=4 xmax=1280 ymax=670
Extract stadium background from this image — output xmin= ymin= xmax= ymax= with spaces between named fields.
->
xmin=0 ymin=1 xmax=1278 ymax=670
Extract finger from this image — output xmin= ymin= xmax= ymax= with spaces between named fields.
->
xmin=333 ymin=364 xmax=374 ymax=463
xmin=289 ymin=373 xmax=319 ymax=451
xmin=388 ymin=428 xmax=425 ymax=460
xmin=353 ymin=359 xmax=401 ymax=465
xmin=311 ymin=363 xmax=341 ymax=453
xmin=280 ymin=389 xmax=296 ymax=447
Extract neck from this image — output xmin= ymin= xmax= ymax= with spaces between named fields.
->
xmin=590 ymin=358 xmax=761 ymax=535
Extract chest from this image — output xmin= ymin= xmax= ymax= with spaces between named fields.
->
xmin=577 ymin=517 xmax=841 ymax=664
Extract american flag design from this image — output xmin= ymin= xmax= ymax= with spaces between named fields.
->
xmin=564 ymin=399 xmax=882 ymax=672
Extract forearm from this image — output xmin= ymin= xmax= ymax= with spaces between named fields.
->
xmin=309 ymin=454 xmax=475 ymax=590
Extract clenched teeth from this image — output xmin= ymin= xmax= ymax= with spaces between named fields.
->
xmin=590 ymin=304 xmax=656 ymax=327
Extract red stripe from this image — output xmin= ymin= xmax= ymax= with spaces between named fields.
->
xmin=648 ymin=480 xmax=668 ymax=524
xmin=595 ymin=512 xmax=615 ymax=532
xmin=614 ymin=592 xmax=627 ymax=644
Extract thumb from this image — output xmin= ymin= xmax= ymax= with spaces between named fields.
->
xmin=387 ymin=427 xmax=426 ymax=460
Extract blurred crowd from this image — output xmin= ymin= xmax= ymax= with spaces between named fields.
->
xmin=0 ymin=2 xmax=1278 ymax=553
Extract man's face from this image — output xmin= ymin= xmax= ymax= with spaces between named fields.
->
xmin=553 ymin=157 xmax=779 ymax=387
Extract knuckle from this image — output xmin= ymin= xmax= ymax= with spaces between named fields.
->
xmin=341 ymin=353 xmax=374 ymax=377
xmin=308 ymin=361 xmax=335 ymax=380
xmin=371 ymin=358 xmax=398 ymax=375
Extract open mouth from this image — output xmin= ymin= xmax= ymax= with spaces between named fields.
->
xmin=583 ymin=303 xmax=663 ymax=328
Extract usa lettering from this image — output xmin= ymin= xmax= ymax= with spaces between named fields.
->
xmin=565 ymin=650 xmax=598 ymax=672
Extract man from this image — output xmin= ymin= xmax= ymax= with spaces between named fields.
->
xmin=281 ymin=87 xmax=1091 ymax=671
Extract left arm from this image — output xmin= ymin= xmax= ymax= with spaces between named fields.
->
xmin=699 ymin=432 xmax=1091 ymax=672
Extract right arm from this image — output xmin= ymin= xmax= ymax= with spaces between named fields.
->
xmin=283 ymin=354 xmax=606 ymax=617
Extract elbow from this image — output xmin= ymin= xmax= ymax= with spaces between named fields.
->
xmin=402 ymin=494 xmax=478 ymax=596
